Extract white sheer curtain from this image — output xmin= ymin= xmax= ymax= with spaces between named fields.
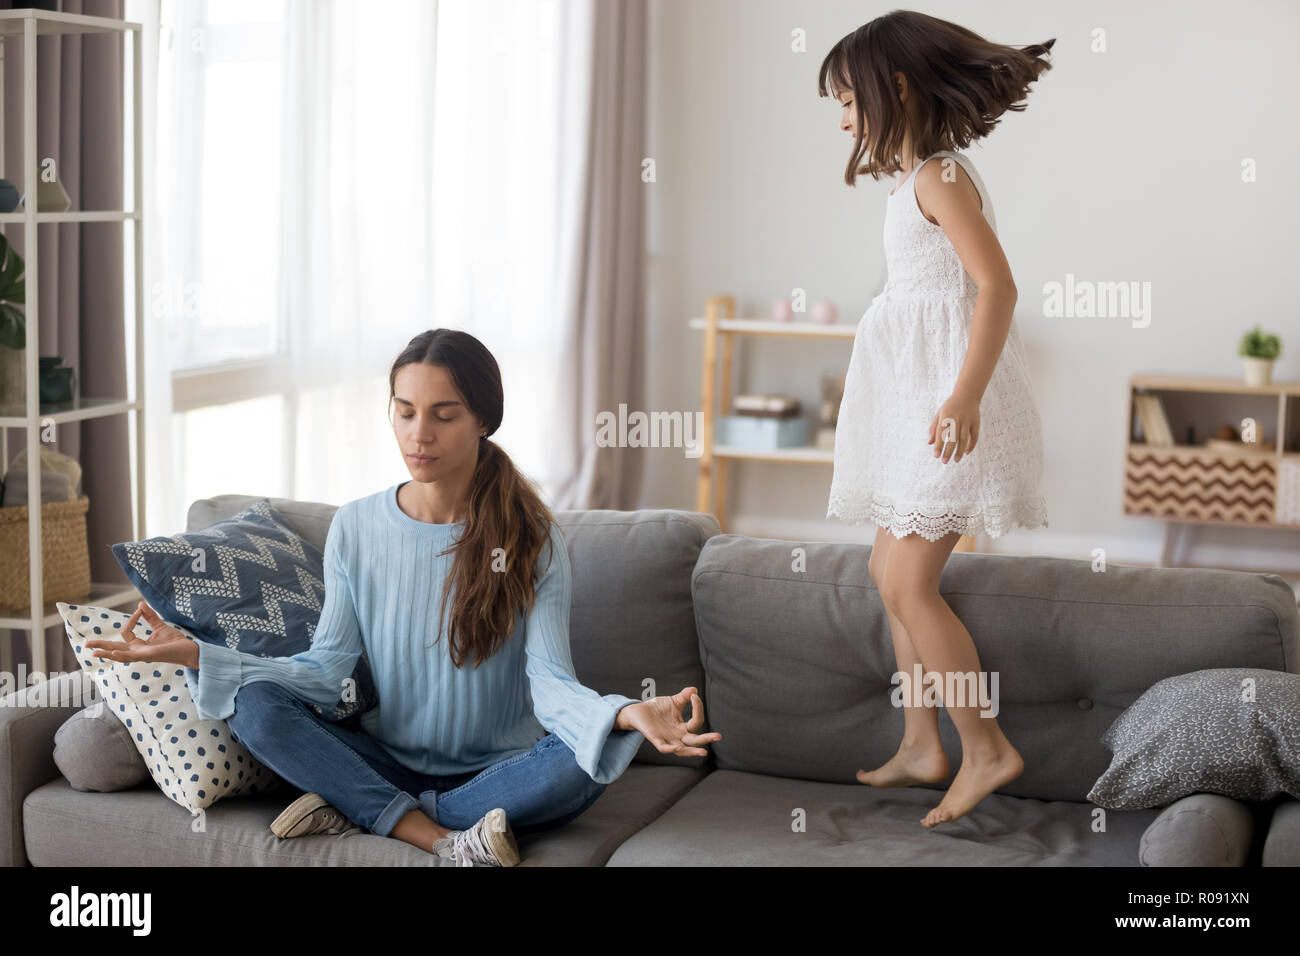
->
xmin=133 ymin=0 xmax=577 ymax=534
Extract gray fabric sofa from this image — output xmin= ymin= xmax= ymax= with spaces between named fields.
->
xmin=3 ymin=498 xmax=1297 ymax=866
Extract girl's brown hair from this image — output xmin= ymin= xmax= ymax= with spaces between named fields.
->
xmin=818 ymin=10 xmax=1055 ymax=186
xmin=388 ymin=329 xmax=557 ymax=669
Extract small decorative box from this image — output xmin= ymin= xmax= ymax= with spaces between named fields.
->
xmin=718 ymin=414 xmax=808 ymax=451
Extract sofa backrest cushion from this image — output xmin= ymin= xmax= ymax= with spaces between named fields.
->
xmin=187 ymin=497 xmax=718 ymax=768
xmin=189 ymin=495 xmax=336 ymax=554
xmin=691 ymin=534 xmax=1300 ymax=802
xmin=551 ymin=509 xmax=719 ymax=767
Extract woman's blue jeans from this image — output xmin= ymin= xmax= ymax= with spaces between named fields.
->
xmin=225 ymin=679 xmax=608 ymax=839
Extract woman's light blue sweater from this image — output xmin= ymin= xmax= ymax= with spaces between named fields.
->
xmin=182 ymin=482 xmax=644 ymax=784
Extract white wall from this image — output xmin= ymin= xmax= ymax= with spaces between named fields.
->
xmin=641 ymin=0 xmax=1300 ymax=569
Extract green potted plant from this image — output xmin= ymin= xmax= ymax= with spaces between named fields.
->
xmin=1238 ymin=324 xmax=1281 ymax=387
xmin=0 ymin=232 xmax=25 ymax=411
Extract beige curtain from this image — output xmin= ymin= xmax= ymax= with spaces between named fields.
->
xmin=550 ymin=0 xmax=648 ymax=511
xmin=1 ymin=0 xmax=130 ymax=675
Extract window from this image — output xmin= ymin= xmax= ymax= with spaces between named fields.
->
xmin=156 ymin=0 xmax=287 ymax=371
xmin=135 ymin=0 xmax=571 ymax=518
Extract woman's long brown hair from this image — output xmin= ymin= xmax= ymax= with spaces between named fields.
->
xmin=818 ymin=10 xmax=1055 ymax=186
xmin=388 ymin=329 xmax=557 ymax=668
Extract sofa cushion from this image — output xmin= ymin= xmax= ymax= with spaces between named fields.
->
xmin=187 ymin=495 xmax=338 ymax=553
xmin=556 ymin=509 xmax=719 ymax=768
xmin=1090 ymin=668 xmax=1300 ymax=808
xmin=605 ymin=768 xmax=1159 ymax=865
xmin=185 ymin=496 xmax=720 ymax=769
xmin=1138 ymin=793 xmax=1255 ymax=866
xmin=53 ymin=702 xmax=150 ymax=792
xmin=519 ymin=764 xmax=710 ymax=865
xmin=58 ymin=602 xmax=282 ymax=815
xmin=113 ymin=498 xmax=378 ymax=721
xmin=690 ymin=536 xmax=1300 ymax=802
xmin=22 ymin=763 xmax=710 ymax=867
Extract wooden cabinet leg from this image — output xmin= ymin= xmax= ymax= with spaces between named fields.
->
xmin=1160 ymin=522 xmax=1184 ymax=567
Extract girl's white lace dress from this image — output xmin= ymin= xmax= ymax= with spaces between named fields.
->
xmin=827 ymin=150 xmax=1048 ymax=541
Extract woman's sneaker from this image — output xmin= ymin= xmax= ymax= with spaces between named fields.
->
xmin=270 ymin=791 xmax=361 ymax=839
xmin=431 ymin=807 xmax=520 ymax=867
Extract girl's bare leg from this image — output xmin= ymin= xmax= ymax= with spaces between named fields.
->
xmin=878 ymin=530 xmax=1024 ymax=827
xmin=390 ymin=809 xmax=453 ymax=853
xmin=857 ymin=526 xmax=951 ymax=787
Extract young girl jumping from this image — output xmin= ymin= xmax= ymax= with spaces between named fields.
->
xmin=87 ymin=328 xmax=720 ymax=865
xmin=820 ymin=12 xmax=1053 ymax=828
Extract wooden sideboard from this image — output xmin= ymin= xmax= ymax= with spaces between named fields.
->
xmin=1123 ymin=373 xmax=1300 ymax=566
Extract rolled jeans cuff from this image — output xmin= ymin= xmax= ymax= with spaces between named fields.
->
xmin=373 ymin=788 xmax=420 ymax=838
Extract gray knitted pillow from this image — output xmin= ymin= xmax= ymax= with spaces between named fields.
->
xmin=1089 ymin=668 xmax=1300 ymax=809
xmin=54 ymin=703 xmax=151 ymax=792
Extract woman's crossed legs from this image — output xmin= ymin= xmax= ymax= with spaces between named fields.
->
xmin=226 ymin=680 xmax=607 ymax=854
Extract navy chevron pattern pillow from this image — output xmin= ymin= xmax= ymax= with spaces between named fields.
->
xmin=110 ymin=499 xmax=376 ymax=722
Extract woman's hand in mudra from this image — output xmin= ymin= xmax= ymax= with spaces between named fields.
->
xmin=83 ymin=600 xmax=201 ymax=670
xmin=615 ymin=686 xmax=722 ymax=756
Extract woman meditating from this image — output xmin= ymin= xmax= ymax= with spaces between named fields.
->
xmin=86 ymin=328 xmax=721 ymax=866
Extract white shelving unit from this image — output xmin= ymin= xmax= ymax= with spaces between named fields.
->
xmin=0 ymin=8 xmax=146 ymax=674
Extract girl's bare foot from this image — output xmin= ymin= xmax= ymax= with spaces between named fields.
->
xmin=857 ymin=741 xmax=951 ymax=787
xmin=920 ymin=741 xmax=1024 ymax=827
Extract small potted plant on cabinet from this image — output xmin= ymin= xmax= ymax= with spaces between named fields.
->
xmin=1239 ymin=324 xmax=1281 ymax=387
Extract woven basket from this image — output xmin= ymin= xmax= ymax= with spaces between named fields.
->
xmin=0 ymin=495 xmax=92 ymax=612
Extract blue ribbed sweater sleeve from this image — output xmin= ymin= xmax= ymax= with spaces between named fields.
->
xmin=182 ymin=511 xmax=364 ymax=721
xmin=527 ymin=526 xmax=644 ymax=784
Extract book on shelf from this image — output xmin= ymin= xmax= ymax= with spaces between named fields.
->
xmin=1134 ymin=393 xmax=1174 ymax=447
xmin=733 ymin=393 xmax=801 ymax=419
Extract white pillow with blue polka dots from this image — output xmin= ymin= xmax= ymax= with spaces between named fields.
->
xmin=58 ymin=602 xmax=280 ymax=815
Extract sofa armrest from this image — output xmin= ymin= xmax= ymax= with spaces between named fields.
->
xmin=1139 ymin=793 xmax=1255 ymax=866
xmin=0 ymin=671 xmax=97 ymax=867
xmin=1261 ymin=797 xmax=1300 ymax=866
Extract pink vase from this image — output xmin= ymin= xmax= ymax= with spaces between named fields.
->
xmin=811 ymin=300 xmax=838 ymax=324
xmin=771 ymin=299 xmax=794 ymax=322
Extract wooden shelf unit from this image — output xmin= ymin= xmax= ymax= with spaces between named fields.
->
xmin=692 ymin=294 xmax=975 ymax=550
xmin=1123 ymin=373 xmax=1300 ymax=566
